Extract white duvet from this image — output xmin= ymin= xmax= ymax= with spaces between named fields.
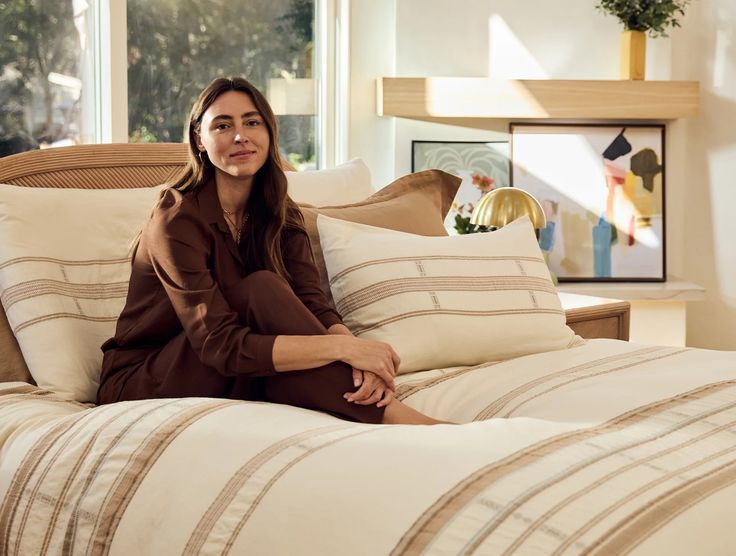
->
xmin=1 ymin=339 xmax=736 ymax=555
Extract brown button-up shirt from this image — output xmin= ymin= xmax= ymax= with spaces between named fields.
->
xmin=97 ymin=180 xmax=342 ymax=403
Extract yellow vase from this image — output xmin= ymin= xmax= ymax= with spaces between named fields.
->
xmin=620 ymin=30 xmax=646 ymax=80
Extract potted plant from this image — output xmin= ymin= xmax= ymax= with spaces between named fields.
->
xmin=596 ymin=0 xmax=691 ymax=80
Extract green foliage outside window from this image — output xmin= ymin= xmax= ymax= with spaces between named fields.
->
xmin=0 ymin=0 xmax=79 ymax=155
xmin=0 ymin=0 xmax=316 ymax=163
xmin=127 ymin=0 xmax=316 ymax=164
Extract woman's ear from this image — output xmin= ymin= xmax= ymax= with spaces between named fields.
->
xmin=193 ymin=132 xmax=205 ymax=152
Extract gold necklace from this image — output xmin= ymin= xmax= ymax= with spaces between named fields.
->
xmin=222 ymin=208 xmax=249 ymax=244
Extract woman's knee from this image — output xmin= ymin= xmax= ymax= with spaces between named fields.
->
xmin=244 ymin=270 xmax=288 ymax=290
xmin=224 ymin=270 xmax=291 ymax=313
xmin=223 ymin=270 xmax=324 ymax=335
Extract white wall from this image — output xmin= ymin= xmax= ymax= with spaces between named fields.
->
xmin=673 ymin=0 xmax=736 ymax=349
xmin=347 ymin=0 xmax=396 ymax=187
xmin=349 ymin=0 xmax=736 ymax=350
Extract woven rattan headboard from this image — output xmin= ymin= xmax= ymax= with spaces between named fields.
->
xmin=0 ymin=143 xmax=189 ymax=188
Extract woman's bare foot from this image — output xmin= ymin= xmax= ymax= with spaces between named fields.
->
xmin=381 ymin=398 xmax=453 ymax=425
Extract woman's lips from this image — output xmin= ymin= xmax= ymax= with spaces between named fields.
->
xmin=230 ymin=150 xmax=255 ymax=159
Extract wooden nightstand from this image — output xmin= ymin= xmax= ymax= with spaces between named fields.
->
xmin=558 ymin=292 xmax=631 ymax=341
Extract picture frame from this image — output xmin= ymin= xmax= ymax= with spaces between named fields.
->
xmin=412 ymin=140 xmax=510 ymax=235
xmin=510 ymin=123 xmax=666 ymax=282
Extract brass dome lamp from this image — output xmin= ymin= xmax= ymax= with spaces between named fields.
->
xmin=469 ymin=187 xmax=547 ymax=232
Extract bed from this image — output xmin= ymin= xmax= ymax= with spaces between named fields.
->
xmin=1 ymin=145 xmax=735 ymax=555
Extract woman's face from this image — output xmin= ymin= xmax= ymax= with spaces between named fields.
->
xmin=195 ymin=90 xmax=270 ymax=184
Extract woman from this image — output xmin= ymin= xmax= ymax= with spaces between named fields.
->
xmin=97 ymin=76 xmax=443 ymax=425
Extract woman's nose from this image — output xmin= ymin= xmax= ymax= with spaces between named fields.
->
xmin=234 ymin=127 xmax=249 ymax=143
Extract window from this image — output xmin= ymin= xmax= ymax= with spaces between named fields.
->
xmin=1 ymin=0 xmax=329 ymax=167
xmin=0 ymin=0 xmax=96 ymax=157
xmin=126 ymin=0 xmax=316 ymax=168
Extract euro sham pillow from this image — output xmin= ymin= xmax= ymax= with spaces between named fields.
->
xmin=317 ymin=214 xmax=582 ymax=374
xmin=0 ymin=183 xmax=164 ymax=401
xmin=299 ymin=169 xmax=461 ymax=307
xmin=286 ymin=158 xmax=373 ymax=206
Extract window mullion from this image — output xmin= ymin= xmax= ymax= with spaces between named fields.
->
xmin=97 ymin=0 xmax=128 ymax=143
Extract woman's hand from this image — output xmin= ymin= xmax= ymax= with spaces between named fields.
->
xmin=339 ymin=336 xmax=400 ymax=390
xmin=345 ymin=370 xmax=395 ymax=408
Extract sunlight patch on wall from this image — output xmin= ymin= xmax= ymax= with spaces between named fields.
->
xmin=487 ymin=14 xmax=547 ymax=79
xmin=713 ymin=28 xmax=730 ymax=89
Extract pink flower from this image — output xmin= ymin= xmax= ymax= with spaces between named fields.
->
xmin=472 ymin=174 xmax=495 ymax=193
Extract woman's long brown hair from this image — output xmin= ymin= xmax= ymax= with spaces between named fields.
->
xmin=167 ymin=76 xmax=303 ymax=280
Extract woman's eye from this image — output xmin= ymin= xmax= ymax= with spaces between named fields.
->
xmin=215 ymin=123 xmax=230 ymax=130
xmin=245 ymin=119 xmax=261 ymax=126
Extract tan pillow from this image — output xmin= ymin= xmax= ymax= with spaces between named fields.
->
xmin=317 ymin=214 xmax=582 ymax=374
xmin=0 ymin=305 xmax=33 ymax=383
xmin=299 ymin=169 xmax=461 ymax=307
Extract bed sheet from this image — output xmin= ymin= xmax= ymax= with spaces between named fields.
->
xmin=1 ymin=339 xmax=735 ymax=555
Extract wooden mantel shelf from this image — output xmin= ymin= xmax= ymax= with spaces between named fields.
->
xmin=377 ymin=77 xmax=699 ymax=121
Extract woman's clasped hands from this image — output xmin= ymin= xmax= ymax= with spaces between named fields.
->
xmin=339 ymin=336 xmax=400 ymax=408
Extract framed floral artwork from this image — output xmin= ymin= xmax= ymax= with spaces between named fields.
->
xmin=510 ymin=123 xmax=666 ymax=282
xmin=412 ymin=140 xmax=510 ymax=235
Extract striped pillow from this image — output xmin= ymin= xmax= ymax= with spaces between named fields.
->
xmin=317 ymin=214 xmax=582 ymax=374
xmin=0 ymin=183 xmax=164 ymax=401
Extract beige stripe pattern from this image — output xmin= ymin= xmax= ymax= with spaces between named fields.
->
xmin=503 ymin=415 xmax=736 ymax=555
xmin=395 ymin=361 xmax=502 ymax=401
xmin=221 ymin=426 xmax=381 ymax=555
xmin=0 ymin=257 xmax=132 ymax=336
xmin=1 ymin=280 xmax=129 ymax=310
xmin=185 ymin=424 xmax=379 ymax=555
xmin=480 ymin=402 xmax=736 ymax=555
xmin=352 ymin=307 xmax=563 ymax=336
xmin=183 ymin=424 xmax=352 ymax=552
xmin=336 ymin=275 xmax=556 ymax=319
xmin=89 ymin=401 xmax=239 ymax=556
xmin=553 ymin=434 xmax=736 ymax=555
xmin=0 ymin=256 xmax=131 ymax=272
xmin=390 ymin=380 xmax=736 ymax=556
xmin=0 ymin=397 xmax=239 ymax=556
xmin=38 ymin=401 xmax=183 ymax=556
xmin=4 ymin=401 xmax=156 ymax=555
xmin=473 ymin=346 xmax=682 ymax=420
xmin=13 ymin=314 xmax=120 ymax=334
xmin=0 ymin=410 xmax=94 ymax=555
xmin=589 ymin=459 xmax=736 ymax=555
xmin=329 ymin=254 xmax=546 ymax=286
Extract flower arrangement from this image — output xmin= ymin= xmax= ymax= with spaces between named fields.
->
xmin=454 ymin=174 xmax=495 ymax=234
xmin=595 ymin=0 xmax=691 ymax=37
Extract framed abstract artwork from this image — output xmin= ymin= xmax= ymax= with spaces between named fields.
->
xmin=412 ymin=140 xmax=510 ymax=235
xmin=510 ymin=124 xmax=666 ymax=282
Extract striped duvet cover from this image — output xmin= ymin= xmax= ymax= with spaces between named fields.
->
xmin=1 ymin=339 xmax=736 ymax=555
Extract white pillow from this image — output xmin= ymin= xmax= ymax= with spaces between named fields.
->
xmin=317 ymin=214 xmax=582 ymax=374
xmin=0 ymin=184 xmax=164 ymax=402
xmin=286 ymin=158 xmax=373 ymax=206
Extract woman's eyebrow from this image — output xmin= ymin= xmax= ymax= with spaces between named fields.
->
xmin=211 ymin=111 xmax=261 ymax=122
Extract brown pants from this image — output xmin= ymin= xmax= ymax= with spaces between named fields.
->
xmin=119 ymin=271 xmax=384 ymax=424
